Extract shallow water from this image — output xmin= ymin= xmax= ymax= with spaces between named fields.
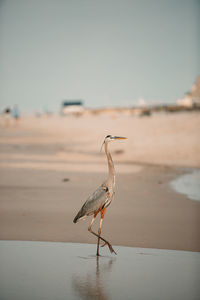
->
xmin=170 ymin=170 xmax=200 ymax=202
xmin=0 ymin=241 xmax=200 ymax=300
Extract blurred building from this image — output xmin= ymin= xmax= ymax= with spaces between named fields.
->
xmin=61 ymin=100 xmax=84 ymax=116
xmin=177 ymin=76 xmax=200 ymax=108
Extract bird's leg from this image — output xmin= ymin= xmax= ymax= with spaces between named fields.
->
xmin=96 ymin=217 xmax=103 ymax=256
xmin=97 ymin=208 xmax=107 ymax=255
xmin=88 ymin=209 xmax=117 ymax=255
xmin=88 ymin=224 xmax=116 ymax=255
xmin=99 ymin=208 xmax=117 ymax=255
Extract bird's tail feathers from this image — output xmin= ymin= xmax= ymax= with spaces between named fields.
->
xmin=73 ymin=211 xmax=86 ymax=223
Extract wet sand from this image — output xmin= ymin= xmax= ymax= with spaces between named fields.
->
xmin=0 ymin=241 xmax=200 ymax=300
xmin=0 ymin=112 xmax=200 ymax=251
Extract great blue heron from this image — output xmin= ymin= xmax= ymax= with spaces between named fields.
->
xmin=73 ymin=135 xmax=127 ymax=256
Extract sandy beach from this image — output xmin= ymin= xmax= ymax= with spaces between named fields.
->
xmin=0 ymin=111 xmax=200 ymax=251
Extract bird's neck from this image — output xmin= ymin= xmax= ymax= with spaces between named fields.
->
xmin=105 ymin=142 xmax=115 ymax=186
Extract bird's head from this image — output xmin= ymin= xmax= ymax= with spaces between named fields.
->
xmin=104 ymin=135 xmax=127 ymax=142
xmin=101 ymin=135 xmax=127 ymax=151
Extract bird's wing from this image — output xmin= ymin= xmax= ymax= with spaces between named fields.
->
xmin=73 ymin=183 xmax=109 ymax=223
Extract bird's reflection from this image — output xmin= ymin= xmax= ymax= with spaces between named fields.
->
xmin=72 ymin=256 xmax=115 ymax=300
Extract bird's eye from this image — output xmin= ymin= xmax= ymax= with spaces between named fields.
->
xmin=106 ymin=135 xmax=111 ymax=138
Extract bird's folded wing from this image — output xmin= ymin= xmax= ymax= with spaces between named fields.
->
xmin=81 ymin=185 xmax=107 ymax=215
xmin=74 ymin=184 xmax=108 ymax=222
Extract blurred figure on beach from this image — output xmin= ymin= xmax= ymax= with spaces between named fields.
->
xmin=12 ymin=105 xmax=20 ymax=126
xmin=1 ymin=106 xmax=12 ymax=128
xmin=1 ymin=105 xmax=20 ymax=128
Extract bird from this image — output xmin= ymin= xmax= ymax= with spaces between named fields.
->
xmin=73 ymin=135 xmax=127 ymax=256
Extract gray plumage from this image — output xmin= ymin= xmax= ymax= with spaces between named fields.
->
xmin=73 ymin=183 xmax=111 ymax=223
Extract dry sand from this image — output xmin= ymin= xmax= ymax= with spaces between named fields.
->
xmin=0 ymin=111 xmax=200 ymax=251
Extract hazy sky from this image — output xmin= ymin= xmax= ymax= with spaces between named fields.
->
xmin=0 ymin=0 xmax=199 ymax=111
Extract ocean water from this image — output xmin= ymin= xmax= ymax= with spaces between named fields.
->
xmin=170 ymin=170 xmax=200 ymax=202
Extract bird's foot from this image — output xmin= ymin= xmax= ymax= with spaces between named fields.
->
xmin=101 ymin=242 xmax=117 ymax=255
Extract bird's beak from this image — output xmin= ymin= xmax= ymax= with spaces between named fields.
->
xmin=114 ymin=136 xmax=127 ymax=140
